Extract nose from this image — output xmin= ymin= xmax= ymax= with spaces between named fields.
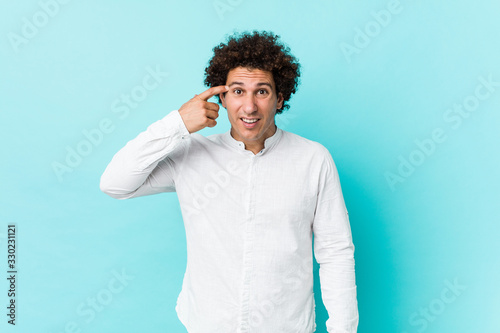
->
xmin=242 ymin=94 xmax=258 ymax=114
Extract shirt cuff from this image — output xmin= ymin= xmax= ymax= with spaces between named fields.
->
xmin=170 ymin=109 xmax=191 ymax=140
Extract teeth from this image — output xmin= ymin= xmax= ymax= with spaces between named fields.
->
xmin=242 ymin=118 xmax=258 ymax=123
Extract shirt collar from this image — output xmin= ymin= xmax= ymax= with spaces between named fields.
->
xmin=222 ymin=125 xmax=283 ymax=155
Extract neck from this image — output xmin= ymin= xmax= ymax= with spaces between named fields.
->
xmin=231 ymin=124 xmax=277 ymax=155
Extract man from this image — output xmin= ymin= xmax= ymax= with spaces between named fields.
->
xmin=100 ymin=30 xmax=358 ymax=332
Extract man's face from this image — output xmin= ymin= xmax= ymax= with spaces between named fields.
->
xmin=220 ymin=67 xmax=284 ymax=146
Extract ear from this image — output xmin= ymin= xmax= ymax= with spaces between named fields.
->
xmin=219 ymin=92 xmax=227 ymax=108
xmin=277 ymin=92 xmax=284 ymax=110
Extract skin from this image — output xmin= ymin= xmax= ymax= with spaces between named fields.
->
xmin=178 ymin=85 xmax=229 ymax=134
xmin=219 ymin=67 xmax=284 ymax=155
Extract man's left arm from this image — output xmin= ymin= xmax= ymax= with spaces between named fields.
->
xmin=312 ymin=147 xmax=359 ymax=332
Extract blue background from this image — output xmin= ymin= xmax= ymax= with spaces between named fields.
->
xmin=1 ymin=0 xmax=499 ymax=332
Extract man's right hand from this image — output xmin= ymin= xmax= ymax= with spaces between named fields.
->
xmin=178 ymin=85 xmax=229 ymax=134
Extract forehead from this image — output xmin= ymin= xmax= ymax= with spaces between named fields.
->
xmin=226 ymin=67 xmax=275 ymax=87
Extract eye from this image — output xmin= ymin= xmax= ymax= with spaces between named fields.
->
xmin=258 ymin=89 xmax=269 ymax=95
xmin=233 ymin=89 xmax=242 ymax=95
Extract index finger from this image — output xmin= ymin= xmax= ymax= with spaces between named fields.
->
xmin=197 ymin=85 xmax=229 ymax=101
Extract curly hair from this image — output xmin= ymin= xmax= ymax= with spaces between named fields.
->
xmin=204 ymin=30 xmax=301 ymax=114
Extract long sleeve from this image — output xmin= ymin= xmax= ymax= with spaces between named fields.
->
xmin=100 ymin=109 xmax=191 ymax=199
xmin=312 ymin=148 xmax=359 ymax=332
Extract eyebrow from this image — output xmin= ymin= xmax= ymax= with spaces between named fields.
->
xmin=228 ymin=82 xmax=273 ymax=89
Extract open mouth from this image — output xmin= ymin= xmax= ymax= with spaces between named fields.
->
xmin=241 ymin=118 xmax=260 ymax=128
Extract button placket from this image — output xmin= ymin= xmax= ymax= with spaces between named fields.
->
xmin=238 ymin=156 xmax=257 ymax=332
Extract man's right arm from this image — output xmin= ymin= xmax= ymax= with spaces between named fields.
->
xmin=99 ymin=85 xmax=229 ymax=200
xmin=100 ymin=110 xmax=189 ymax=199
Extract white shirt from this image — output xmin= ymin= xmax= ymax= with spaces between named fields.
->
xmin=100 ymin=110 xmax=359 ymax=333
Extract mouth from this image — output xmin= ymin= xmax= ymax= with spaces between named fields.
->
xmin=241 ymin=117 xmax=260 ymax=128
